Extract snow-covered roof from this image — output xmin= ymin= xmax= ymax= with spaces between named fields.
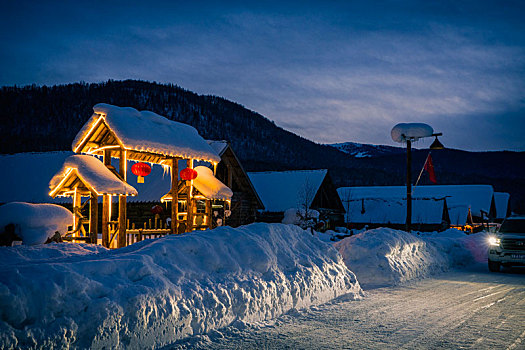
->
xmin=247 ymin=170 xmax=328 ymax=212
xmin=494 ymin=192 xmax=510 ymax=219
xmin=73 ymin=103 xmax=220 ymax=163
xmin=193 ymin=166 xmax=232 ymax=201
xmin=338 ymin=185 xmax=494 ymax=225
xmin=161 ymin=166 xmax=232 ymax=202
xmin=49 ymin=155 xmax=138 ymax=197
xmin=207 ymin=140 xmax=229 ymax=156
xmin=343 ymin=197 xmax=446 ymax=225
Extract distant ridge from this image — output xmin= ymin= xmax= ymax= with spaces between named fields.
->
xmin=1 ymin=80 xmax=524 ymax=213
xmin=329 ymin=142 xmax=405 ymax=158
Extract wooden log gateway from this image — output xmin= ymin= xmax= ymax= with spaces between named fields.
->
xmin=89 ymin=190 xmax=98 ymax=244
xmin=186 ymin=159 xmax=193 ymax=232
xmin=171 ymin=157 xmax=179 ymax=234
xmin=102 ymin=149 xmax=111 ymax=248
xmin=118 ymin=149 xmax=127 ymax=248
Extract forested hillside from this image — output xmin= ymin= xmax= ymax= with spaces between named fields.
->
xmin=1 ymin=80 xmax=524 ymax=212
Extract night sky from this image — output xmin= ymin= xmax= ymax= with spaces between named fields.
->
xmin=1 ymin=1 xmax=524 ymax=151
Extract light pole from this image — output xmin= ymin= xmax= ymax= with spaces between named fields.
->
xmin=391 ymin=123 xmax=444 ymax=232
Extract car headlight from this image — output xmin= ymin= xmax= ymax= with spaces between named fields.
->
xmin=488 ymin=236 xmax=501 ymax=247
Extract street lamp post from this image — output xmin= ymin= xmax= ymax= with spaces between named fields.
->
xmin=391 ymin=124 xmax=443 ymax=232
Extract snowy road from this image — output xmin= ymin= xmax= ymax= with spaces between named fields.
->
xmin=177 ymin=267 xmax=525 ymax=349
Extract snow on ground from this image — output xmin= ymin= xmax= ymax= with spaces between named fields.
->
xmin=0 ymin=202 xmax=73 ymax=245
xmin=0 ymin=223 xmax=362 ymax=349
xmin=334 ymin=227 xmax=488 ymax=288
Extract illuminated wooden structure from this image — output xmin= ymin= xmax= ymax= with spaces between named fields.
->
xmin=49 ymin=154 xmax=138 ymax=245
xmin=51 ymin=103 xmax=223 ymax=248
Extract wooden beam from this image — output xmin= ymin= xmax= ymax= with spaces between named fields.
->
xmin=89 ymin=190 xmax=98 ymax=244
xmin=118 ymin=149 xmax=127 ymax=248
xmin=171 ymin=158 xmax=179 ymax=234
xmin=186 ymin=159 xmax=193 ymax=233
xmin=206 ymin=200 xmax=212 ymax=229
xmin=102 ymin=149 xmax=111 ymax=248
xmin=73 ymin=189 xmax=81 ymax=237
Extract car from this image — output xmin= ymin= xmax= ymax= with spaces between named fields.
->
xmin=487 ymin=216 xmax=525 ymax=272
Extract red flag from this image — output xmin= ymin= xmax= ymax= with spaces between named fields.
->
xmin=424 ymin=154 xmax=437 ymax=184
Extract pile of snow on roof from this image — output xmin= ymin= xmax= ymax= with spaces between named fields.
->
xmin=0 ymin=202 xmax=73 ymax=245
xmin=49 ymin=154 xmax=138 ymax=196
xmin=193 ymin=166 xmax=233 ymax=200
xmin=0 ymin=223 xmax=363 ymax=349
xmin=73 ymin=103 xmax=220 ymax=162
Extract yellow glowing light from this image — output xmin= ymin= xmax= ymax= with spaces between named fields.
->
xmin=108 ymin=195 xmax=112 ymax=219
xmin=74 ymin=116 xmax=105 ymax=153
xmin=49 ymin=168 xmax=75 ymax=198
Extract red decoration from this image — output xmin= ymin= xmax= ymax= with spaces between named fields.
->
xmin=180 ymin=168 xmax=198 ymax=181
xmin=423 ymin=154 xmax=437 ymax=184
xmin=131 ymin=162 xmax=151 ymax=177
xmin=151 ymin=205 xmax=163 ymax=215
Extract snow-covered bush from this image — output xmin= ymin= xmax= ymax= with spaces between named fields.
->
xmin=0 ymin=202 xmax=72 ymax=245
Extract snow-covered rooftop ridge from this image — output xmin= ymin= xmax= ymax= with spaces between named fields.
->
xmin=193 ymin=166 xmax=232 ymax=201
xmin=343 ymin=197 xmax=446 ymax=225
xmin=247 ymin=169 xmax=328 ymax=212
xmin=49 ymin=155 xmax=138 ymax=196
xmin=337 ymin=185 xmax=494 ymax=222
xmin=391 ymin=123 xmax=434 ymax=143
xmin=72 ymin=103 xmax=220 ymax=163
xmin=207 ymin=140 xmax=229 ymax=156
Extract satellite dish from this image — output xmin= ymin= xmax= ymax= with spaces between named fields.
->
xmin=391 ymin=123 xmax=434 ymax=143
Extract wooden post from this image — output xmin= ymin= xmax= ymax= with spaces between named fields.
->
xmin=186 ymin=159 xmax=193 ymax=232
xmin=89 ymin=190 xmax=98 ymax=244
xmin=118 ymin=149 xmax=127 ymax=248
xmin=206 ymin=200 xmax=212 ymax=229
xmin=170 ymin=158 xmax=179 ymax=234
xmin=73 ymin=188 xmax=81 ymax=236
xmin=102 ymin=149 xmax=111 ymax=248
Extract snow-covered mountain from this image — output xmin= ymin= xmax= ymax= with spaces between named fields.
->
xmin=329 ymin=142 xmax=405 ymax=158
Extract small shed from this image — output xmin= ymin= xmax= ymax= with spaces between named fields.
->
xmin=207 ymin=141 xmax=264 ymax=226
xmin=247 ymin=169 xmax=345 ymax=227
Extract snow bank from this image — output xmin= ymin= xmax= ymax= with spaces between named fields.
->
xmin=0 ymin=202 xmax=73 ymax=245
xmin=335 ymin=228 xmax=487 ymax=288
xmin=0 ymin=223 xmax=362 ymax=349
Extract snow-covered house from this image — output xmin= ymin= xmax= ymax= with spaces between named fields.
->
xmin=337 ymin=185 xmax=496 ymax=231
xmin=49 ymin=103 xmax=230 ymax=248
xmin=207 ymin=141 xmax=264 ymax=226
xmin=494 ymin=192 xmax=511 ymax=221
xmin=247 ymin=169 xmax=345 ymax=227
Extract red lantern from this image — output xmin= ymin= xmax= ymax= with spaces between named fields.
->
xmin=180 ymin=168 xmax=198 ymax=181
xmin=131 ymin=162 xmax=151 ymax=183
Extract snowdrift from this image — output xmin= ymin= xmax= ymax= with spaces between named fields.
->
xmin=0 ymin=202 xmax=73 ymax=245
xmin=0 ymin=223 xmax=362 ymax=349
xmin=335 ymin=228 xmax=487 ymax=288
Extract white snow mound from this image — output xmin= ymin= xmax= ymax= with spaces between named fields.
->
xmin=335 ymin=228 xmax=486 ymax=288
xmin=0 ymin=223 xmax=362 ymax=349
xmin=391 ymin=123 xmax=434 ymax=142
xmin=0 ymin=202 xmax=73 ymax=245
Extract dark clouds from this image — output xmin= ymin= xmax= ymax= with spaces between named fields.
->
xmin=1 ymin=1 xmax=524 ymax=150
